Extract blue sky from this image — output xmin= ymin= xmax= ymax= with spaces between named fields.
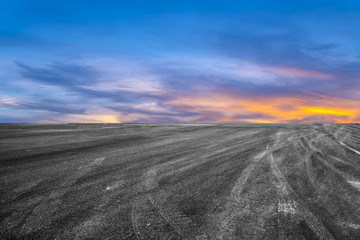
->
xmin=1 ymin=0 xmax=360 ymax=123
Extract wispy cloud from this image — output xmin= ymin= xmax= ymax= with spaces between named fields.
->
xmin=166 ymin=93 xmax=360 ymax=123
xmin=2 ymin=2 xmax=360 ymax=123
xmin=267 ymin=66 xmax=333 ymax=80
xmin=2 ymin=53 xmax=359 ymax=123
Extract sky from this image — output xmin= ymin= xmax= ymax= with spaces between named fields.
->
xmin=1 ymin=0 xmax=360 ymax=123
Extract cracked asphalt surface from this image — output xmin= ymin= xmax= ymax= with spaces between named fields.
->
xmin=1 ymin=123 xmax=360 ymax=239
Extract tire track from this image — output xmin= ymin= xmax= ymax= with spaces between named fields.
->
xmin=213 ymin=132 xmax=303 ymax=240
xmin=64 ymin=178 xmax=126 ymax=240
xmin=131 ymin=169 xmax=192 ymax=240
xmin=230 ymin=145 xmax=270 ymax=203
xmin=295 ymin=135 xmax=318 ymax=185
xmin=2 ymin=124 xmax=360 ymax=239
xmin=293 ymin=133 xmax=360 ymax=238
xmin=268 ymin=150 xmax=335 ymax=240
xmin=302 ymin=129 xmax=360 ymax=190
xmin=0 ymin=179 xmax=42 ymax=205
xmin=214 ymin=145 xmax=271 ymax=240
xmin=348 ymin=181 xmax=360 ymax=191
xmin=339 ymin=141 xmax=360 ymax=155
xmin=268 ymin=153 xmax=296 ymax=214
xmin=18 ymin=156 xmax=107 ymax=235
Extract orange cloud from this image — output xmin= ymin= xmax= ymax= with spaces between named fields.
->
xmin=60 ymin=114 xmax=120 ymax=123
xmin=303 ymin=107 xmax=351 ymax=116
xmin=168 ymin=93 xmax=360 ymax=123
xmin=58 ymin=109 xmax=140 ymax=123
xmin=268 ymin=66 xmax=333 ymax=80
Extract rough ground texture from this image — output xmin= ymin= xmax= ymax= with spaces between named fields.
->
xmin=1 ymin=123 xmax=360 ymax=240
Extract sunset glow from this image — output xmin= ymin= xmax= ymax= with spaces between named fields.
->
xmin=169 ymin=94 xmax=360 ymax=123
xmin=267 ymin=67 xmax=333 ymax=80
xmin=1 ymin=1 xmax=360 ymax=123
xmin=303 ymin=108 xmax=351 ymax=116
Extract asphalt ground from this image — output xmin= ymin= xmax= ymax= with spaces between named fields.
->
xmin=1 ymin=123 xmax=360 ymax=239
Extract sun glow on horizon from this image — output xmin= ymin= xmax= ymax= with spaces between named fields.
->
xmin=303 ymin=107 xmax=351 ymax=116
xmin=168 ymin=93 xmax=360 ymax=123
xmin=2 ymin=1 xmax=360 ymax=123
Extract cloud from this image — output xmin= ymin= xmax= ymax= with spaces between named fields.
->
xmin=266 ymin=66 xmax=333 ymax=80
xmin=158 ymin=56 xmax=278 ymax=84
xmin=291 ymin=114 xmax=349 ymax=123
xmin=200 ymin=12 xmax=360 ymax=89
xmin=14 ymin=60 xmax=166 ymax=102
xmin=5 ymin=52 xmax=360 ymax=123
xmin=58 ymin=110 xmax=122 ymax=123
xmin=2 ymin=1 xmax=360 ymax=124
xmin=16 ymin=61 xmax=99 ymax=86
xmin=78 ymin=58 xmax=163 ymax=94
xmin=6 ymin=59 xmax=177 ymax=122
xmin=0 ymin=97 xmax=86 ymax=114
xmin=166 ymin=93 xmax=360 ymax=123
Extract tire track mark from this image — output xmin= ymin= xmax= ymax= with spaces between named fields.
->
xmin=230 ymin=145 xmax=270 ymax=203
xmin=296 ymin=135 xmax=319 ymax=186
xmin=268 ymin=153 xmax=297 ymax=214
xmin=131 ymin=169 xmax=192 ymax=240
xmin=0 ymin=179 xmax=42 ymax=205
xmin=293 ymin=133 xmax=360 ymax=238
xmin=214 ymin=145 xmax=271 ymax=240
xmin=339 ymin=141 xmax=360 ymax=155
xmin=0 ymin=196 xmax=44 ymax=237
xmin=18 ymin=156 xmax=107 ymax=235
xmin=348 ymin=181 xmax=360 ymax=191
xmin=268 ymin=151 xmax=335 ymax=240
xmin=65 ymin=178 xmax=127 ymax=240
xmin=213 ymin=131 xmax=302 ymax=240
xmin=315 ymin=153 xmax=360 ymax=185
